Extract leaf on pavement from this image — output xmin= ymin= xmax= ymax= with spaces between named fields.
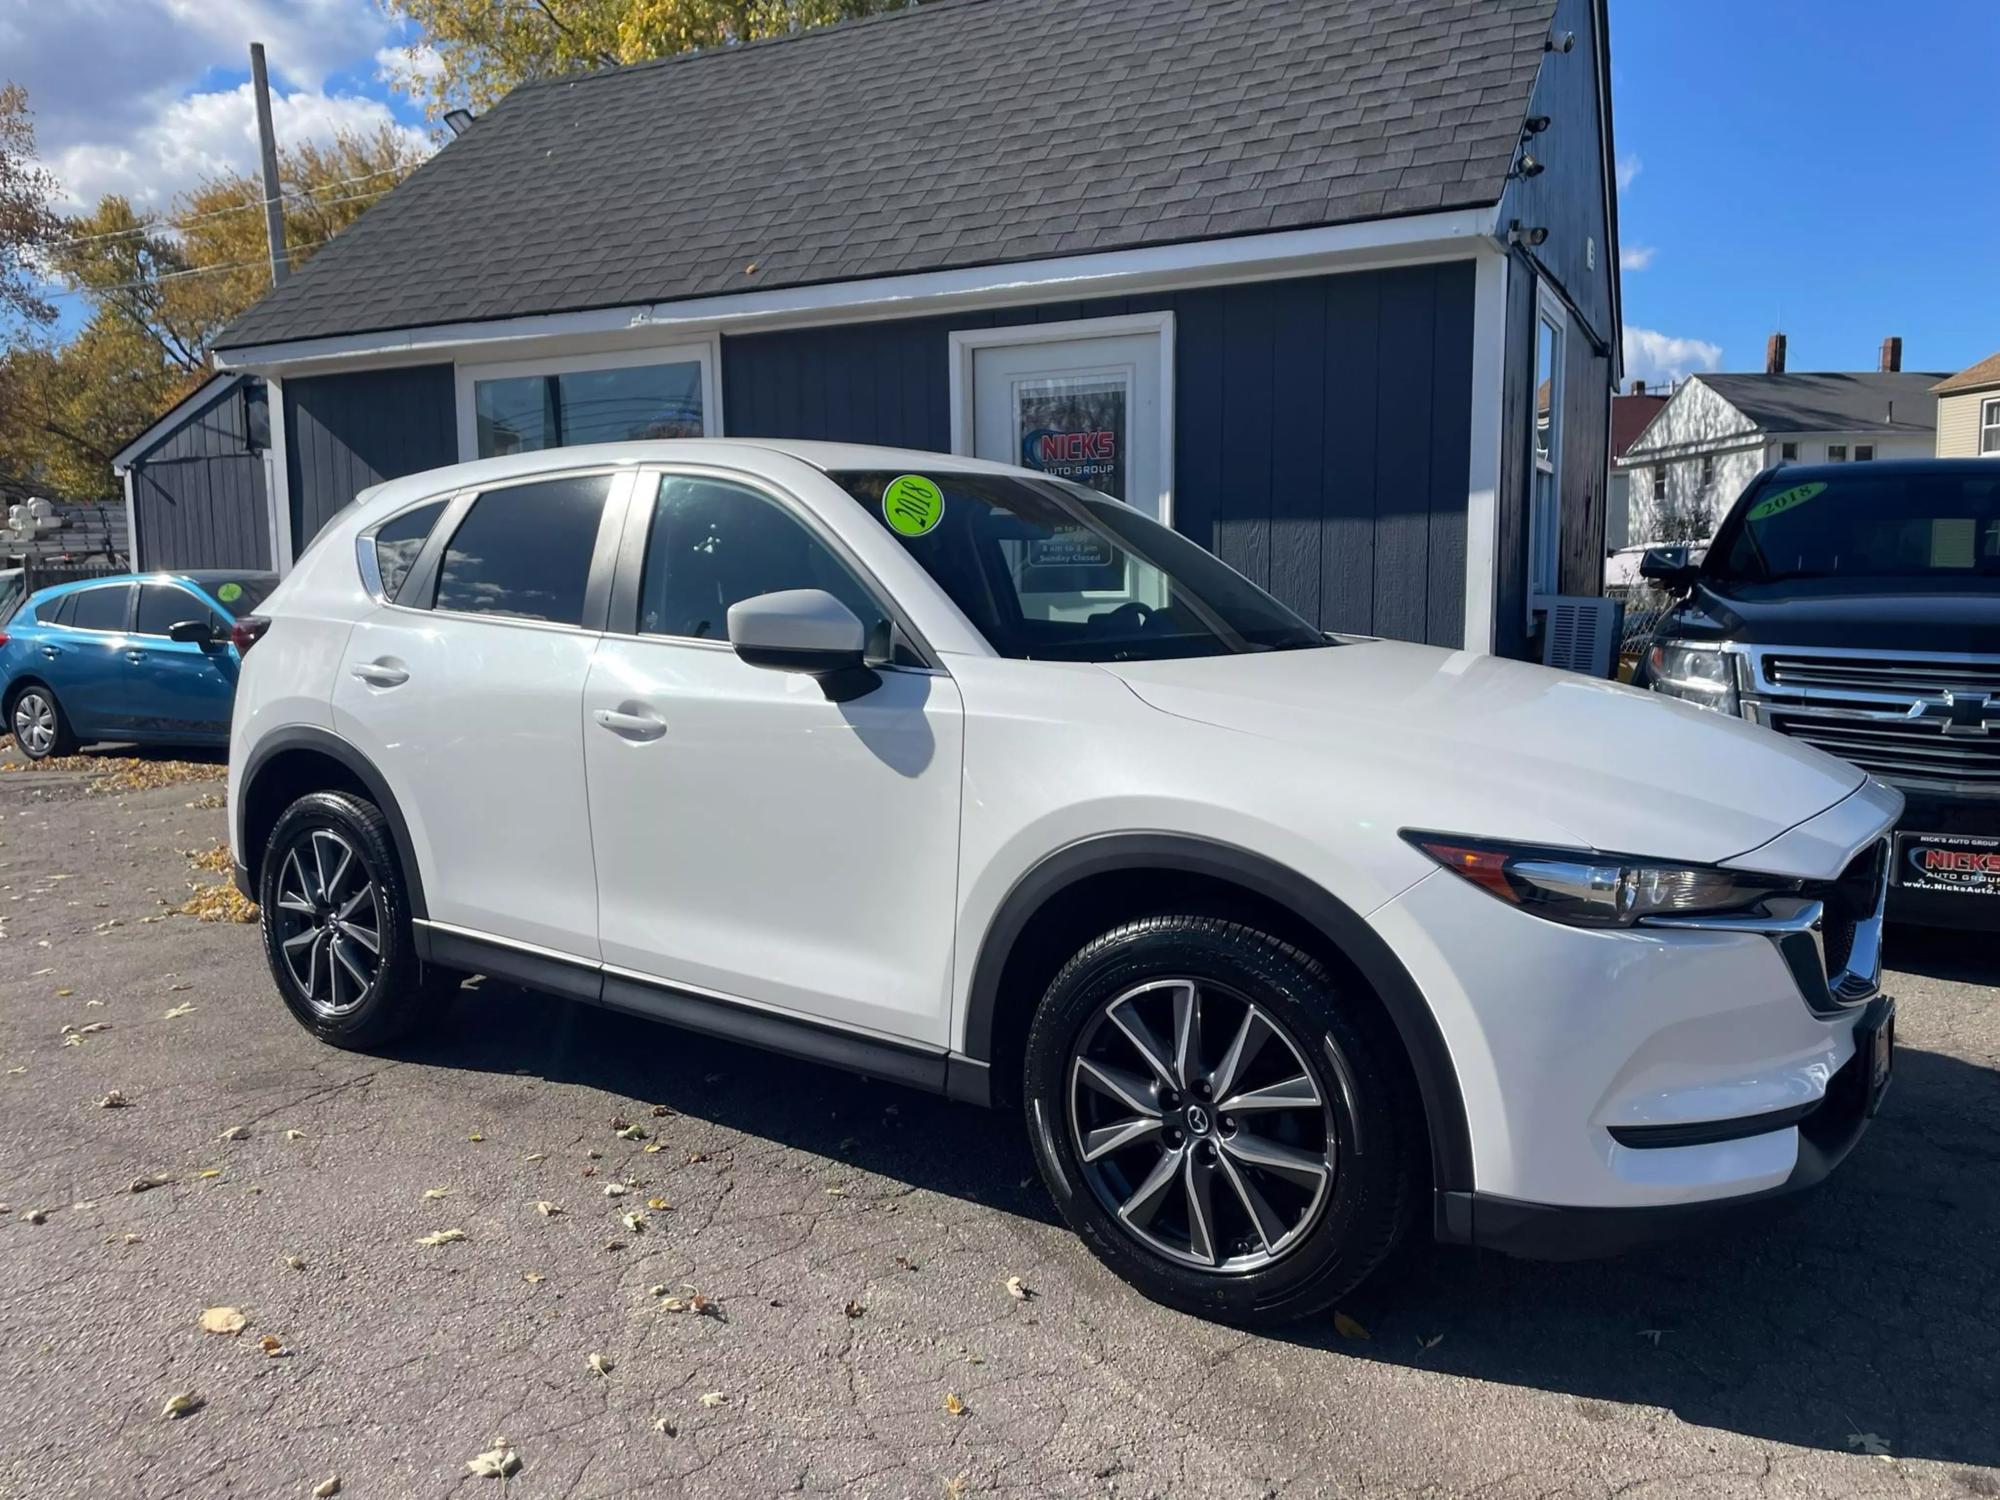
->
xmin=621 ymin=1212 xmax=645 ymax=1234
xmin=602 ymin=1182 xmax=628 ymax=1197
xmin=24 ymin=1208 xmax=47 ymax=1224
xmin=95 ymin=1090 xmax=129 ymax=1109
xmin=467 ymin=1131 xmax=484 ymax=1142
xmin=55 ymin=988 xmax=72 ymax=997
xmin=942 ymin=1392 xmax=968 ymax=1417
xmin=588 ymin=1352 xmax=613 ymax=1378
xmin=219 ymin=1125 xmax=249 ymax=1141
xmin=283 ymin=1129 xmax=306 ymax=1141
xmin=160 ymin=1392 xmax=203 ymax=1420
xmin=1333 ymin=1311 xmax=1371 ymax=1340
xmin=416 ymin=1228 xmax=466 ymax=1247
xmin=844 ymin=1300 xmax=866 ymax=1318
xmin=646 ymin=1196 xmax=670 ymax=1211
xmin=129 ymin=1173 xmax=172 ymax=1193
xmin=698 ymin=1392 xmax=728 ymax=1408
xmin=283 ymin=1255 xmax=305 ymax=1271
xmin=650 ymin=1104 xmax=672 ymax=1118
xmin=258 ymin=1334 xmax=291 ymax=1358
xmin=523 ymin=1272 xmax=544 ymax=1284
xmin=1003 ymin=1276 xmax=1032 ymax=1301
xmin=198 ymin=1307 xmax=247 ymax=1336
xmin=534 ymin=1201 xmax=563 ymax=1217
xmin=616 ymin=1124 xmax=647 ymax=1141
xmin=311 ymin=1478 xmax=341 ymax=1499
xmin=422 ymin=1188 xmax=450 ymax=1200
xmin=162 ymin=1002 xmax=197 ymax=1020
xmin=465 ymin=1445 xmax=519 ymax=1479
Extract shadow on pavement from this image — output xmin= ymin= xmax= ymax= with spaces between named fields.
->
xmin=1886 ymin=921 xmax=2000 ymax=986
xmin=395 ymin=980 xmax=1999 ymax=1469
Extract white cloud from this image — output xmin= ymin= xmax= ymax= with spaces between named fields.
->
xmin=1624 ymin=326 xmax=1723 ymax=387
xmin=1619 ymin=244 xmax=1656 ymax=271
xmin=375 ymin=43 xmax=447 ymax=89
xmin=47 ymin=84 xmax=429 ymax=213
xmin=1615 ymin=153 xmax=1642 ymax=193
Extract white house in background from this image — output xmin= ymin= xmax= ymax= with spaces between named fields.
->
xmin=1617 ymin=334 xmax=1944 ymax=543
xmin=1932 ymin=350 xmax=2000 ymax=456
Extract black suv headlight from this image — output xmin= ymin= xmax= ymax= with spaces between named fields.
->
xmin=1406 ymin=834 xmax=1793 ymax=928
xmin=1645 ymin=639 xmax=1741 ymax=715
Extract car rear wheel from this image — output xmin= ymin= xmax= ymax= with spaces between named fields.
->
xmin=10 ymin=685 xmax=76 ymax=761
xmin=259 ymin=790 xmax=454 ymax=1049
xmin=1023 ymin=915 xmax=1421 ymax=1325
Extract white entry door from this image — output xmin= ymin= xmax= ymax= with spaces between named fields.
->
xmin=962 ymin=317 xmax=1171 ymax=521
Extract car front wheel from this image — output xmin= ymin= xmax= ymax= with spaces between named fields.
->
xmin=10 ymin=685 xmax=77 ymax=761
xmin=1023 ymin=915 xmax=1421 ymax=1325
xmin=259 ymin=790 xmax=454 ymax=1049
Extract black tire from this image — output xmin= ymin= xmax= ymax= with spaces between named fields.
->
xmin=1023 ymin=915 xmax=1421 ymax=1325
xmin=9 ymin=682 xmax=78 ymax=760
xmin=258 ymin=790 xmax=454 ymax=1050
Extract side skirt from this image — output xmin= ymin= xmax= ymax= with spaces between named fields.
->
xmin=412 ymin=920 xmax=992 ymax=1104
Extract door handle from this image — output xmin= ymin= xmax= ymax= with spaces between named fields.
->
xmin=40 ymin=645 xmax=60 ymax=659
xmin=125 ymin=649 xmax=147 ymax=662
xmin=350 ymin=661 xmax=410 ymax=688
xmin=593 ymin=707 xmax=667 ymax=741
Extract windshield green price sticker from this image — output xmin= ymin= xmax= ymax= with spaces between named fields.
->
xmin=1747 ymin=482 xmax=1825 ymax=523
xmin=882 ymin=474 xmax=944 ymax=537
xmin=216 ymin=582 xmax=243 ymax=603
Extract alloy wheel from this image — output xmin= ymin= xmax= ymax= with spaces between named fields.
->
xmin=273 ymin=827 xmax=384 ymax=1017
xmin=1067 ymin=977 xmax=1335 ymax=1271
xmin=13 ymin=692 xmax=56 ymax=758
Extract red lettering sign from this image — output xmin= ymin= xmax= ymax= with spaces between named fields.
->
xmin=1922 ymin=850 xmax=2000 ymax=873
xmin=1036 ymin=430 xmax=1117 ymax=464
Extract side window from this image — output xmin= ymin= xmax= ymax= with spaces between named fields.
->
xmin=68 ymin=585 xmax=131 ymax=633
xmin=34 ymin=596 xmax=66 ymax=624
xmin=432 ymin=474 xmax=611 ymax=626
xmin=136 ymin=584 xmax=220 ymax=637
xmin=637 ymin=475 xmax=889 ymax=646
xmin=374 ymin=499 xmax=448 ymax=600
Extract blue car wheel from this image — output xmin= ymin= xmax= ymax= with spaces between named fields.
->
xmin=9 ymin=684 xmax=77 ymax=761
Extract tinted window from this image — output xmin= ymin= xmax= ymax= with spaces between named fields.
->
xmin=638 ymin=475 xmax=887 ymax=645
xmin=374 ymin=501 xmax=447 ymax=600
xmin=33 ymin=596 xmax=65 ymax=624
xmin=1711 ymin=470 xmax=2000 ymax=585
xmin=433 ymin=475 xmax=611 ymax=626
xmin=136 ymin=584 xmax=220 ymax=637
xmin=828 ymin=471 xmax=1325 ymax=662
xmin=68 ymin=585 xmax=131 ymax=632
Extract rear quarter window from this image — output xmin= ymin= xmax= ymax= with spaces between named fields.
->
xmin=372 ymin=500 xmax=449 ymax=601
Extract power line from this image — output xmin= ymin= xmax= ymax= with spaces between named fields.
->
xmin=40 ymin=235 xmax=345 ymax=300
xmin=40 ymin=165 xmax=414 ymax=253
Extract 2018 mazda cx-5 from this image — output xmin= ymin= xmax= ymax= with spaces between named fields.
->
xmin=227 ymin=440 xmax=1899 ymax=1323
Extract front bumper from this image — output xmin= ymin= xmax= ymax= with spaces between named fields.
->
xmin=1437 ymin=995 xmax=1892 ymax=1258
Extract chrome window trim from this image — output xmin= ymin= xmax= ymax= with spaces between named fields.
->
xmin=356 ymin=489 xmax=465 ymax=605
xmin=57 ymin=582 xmax=136 ymax=636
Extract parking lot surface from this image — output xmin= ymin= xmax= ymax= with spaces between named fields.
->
xmin=1 ymin=749 xmax=1996 ymax=1500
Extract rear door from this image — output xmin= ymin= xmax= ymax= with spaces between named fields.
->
xmin=126 ymin=582 xmax=238 ymax=739
xmin=330 ymin=471 xmax=629 ymax=959
xmin=48 ymin=583 xmax=137 ymax=736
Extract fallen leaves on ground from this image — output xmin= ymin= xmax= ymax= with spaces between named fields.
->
xmin=95 ymin=1090 xmax=129 ymax=1108
xmin=258 ymin=1334 xmax=291 ymax=1358
xmin=697 ymin=1392 xmax=728 ymax=1408
xmin=283 ymin=1129 xmax=306 ymax=1141
xmin=944 ymin=1474 xmax=970 ymax=1500
xmin=465 ymin=1445 xmax=520 ymax=1479
xmin=23 ymin=1208 xmax=47 ymax=1224
xmin=645 ymin=1196 xmax=670 ymax=1211
xmin=534 ymin=1201 xmax=563 ymax=1217
xmin=184 ymin=843 xmax=232 ymax=873
xmin=621 ymin=1212 xmax=646 ymax=1234
xmin=129 ymin=1173 xmax=172 ymax=1193
xmin=179 ymin=883 xmax=257 ymax=923
xmin=311 ymin=1477 xmax=341 ymax=1499
xmin=587 ymin=1352 xmax=613 ymax=1378
xmin=160 ymin=1392 xmax=203 ymax=1420
xmin=1333 ymin=1311 xmax=1371 ymax=1340
xmin=198 ymin=1307 xmax=247 ymax=1336
xmin=422 ymin=1187 xmax=450 ymax=1200
xmin=615 ymin=1124 xmax=647 ymax=1141
xmin=845 ymin=1300 xmax=866 ymax=1318
xmin=162 ymin=1001 xmax=198 ymax=1019
xmin=1003 ymin=1276 xmax=1033 ymax=1301
xmin=416 ymin=1228 xmax=466 ymax=1247
xmin=942 ymin=1392 xmax=968 ymax=1417
xmin=601 ymin=1182 xmax=628 ymax=1197
xmin=219 ymin=1126 xmax=249 ymax=1141
xmin=283 ymin=1255 xmax=305 ymax=1271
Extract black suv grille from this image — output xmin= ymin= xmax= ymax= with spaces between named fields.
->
xmin=1751 ymin=652 xmax=2000 ymax=792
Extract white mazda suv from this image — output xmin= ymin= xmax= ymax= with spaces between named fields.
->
xmin=227 ymin=440 xmax=1899 ymax=1323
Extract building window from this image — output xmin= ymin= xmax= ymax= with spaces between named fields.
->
xmin=1827 ymin=444 xmax=1849 ymax=462
xmin=1651 ymin=467 xmax=1666 ymax=503
xmin=1700 ymin=454 xmax=1715 ymax=489
xmin=1981 ymin=397 xmax=2000 ymax=455
xmin=1854 ymin=444 xmax=1875 ymax=462
xmin=461 ymin=345 xmax=716 ymax=460
xmin=1779 ymin=441 xmax=1798 ymax=461
xmin=1529 ymin=295 xmax=1563 ymax=600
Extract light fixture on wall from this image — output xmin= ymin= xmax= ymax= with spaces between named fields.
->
xmin=1522 ymin=115 xmax=1551 ymax=135
xmin=1514 ymin=152 xmax=1546 ymax=178
xmin=1506 ymin=219 xmax=1549 ymax=248
xmin=1546 ymin=30 xmax=1574 ymax=52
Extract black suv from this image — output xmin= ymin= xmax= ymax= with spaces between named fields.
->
xmin=1635 ymin=458 xmax=1998 ymax=932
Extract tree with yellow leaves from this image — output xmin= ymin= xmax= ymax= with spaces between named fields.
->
xmin=379 ymin=0 xmax=915 ymax=117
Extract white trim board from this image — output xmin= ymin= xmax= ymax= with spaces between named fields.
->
xmin=452 ymin=336 xmax=724 ymax=463
xmin=946 ymin=311 xmax=1176 ymax=527
xmin=213 ymin=209 xmax=1498 ymax=377
xmin=264 ymin=374 xmax=294 ymax=574
xmin=1460 ymin=247 xmax=1508 ymax=655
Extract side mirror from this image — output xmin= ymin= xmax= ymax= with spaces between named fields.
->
xmin=1636 ymin=546 xmax=1698 ymax=590
xmin=727 ymin=589 xmax=879 ymax=701
xmin=168 ymin=618 xmax=222 ymax=645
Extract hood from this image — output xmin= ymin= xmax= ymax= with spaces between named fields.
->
xmin=1666 ymin=579 xmax=2000 ymax=652
xmin=1102 ymin=641 xmax=1865 ymax=865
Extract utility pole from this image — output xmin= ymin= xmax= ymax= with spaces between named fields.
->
xmin=249 ymin=43 xmax=289 ymax=285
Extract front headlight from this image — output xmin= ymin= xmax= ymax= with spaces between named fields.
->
xmin=1646 ymin=639 xmax=1740 ymax=715
xmin=1406 ymin=834 xmax=1793 ymax=928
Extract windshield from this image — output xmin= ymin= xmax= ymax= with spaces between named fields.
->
xmin=189 ymin=575 xmax=276 ymax=618
xmin=1709 ymin=470 xmax=2000 ymax=585
xmin=829 ymin=470 xmax=1327 ymax=662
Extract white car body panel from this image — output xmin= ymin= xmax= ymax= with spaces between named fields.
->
xmin=227 ymin=436 xmax=1902 ymax=1249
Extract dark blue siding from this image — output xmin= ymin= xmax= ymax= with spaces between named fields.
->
xmin=283 ymin=364 xmax=458 ymax=550
xmin=127 ymin=377 xmax=271 ymax=572
xmin=722 ymin=263 xmax=1476 ymax=646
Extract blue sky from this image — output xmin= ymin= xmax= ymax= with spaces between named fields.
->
xmin=1611 ymin=0 xmax=2000 ymax=385
xmin=9 ymin=0 xmax=1997 ymax=380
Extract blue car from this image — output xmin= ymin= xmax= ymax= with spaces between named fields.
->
xmin=1 ymin=571 xmax=276 ymax=760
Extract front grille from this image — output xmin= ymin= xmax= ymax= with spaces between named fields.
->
xmin=1749 ymin=650 xmax=2000 ymax=791
xmin=1805 ymin=840 xmax=1888 ymax=989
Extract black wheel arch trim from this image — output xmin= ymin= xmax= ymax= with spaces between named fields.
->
xmin=960 ymin=833 xmax=1475 ymax=1194
xmin=236 ymin=725 xmax=429 ymax=920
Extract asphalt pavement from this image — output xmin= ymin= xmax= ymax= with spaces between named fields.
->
xmin=1 ymin=747 xmax=1996 ymax=1499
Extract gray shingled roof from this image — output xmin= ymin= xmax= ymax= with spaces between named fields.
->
xmin=217 ymin=0 xmax=1558 ymax=352
xmin=1698 ymin=373 xmax=1948 ymax=436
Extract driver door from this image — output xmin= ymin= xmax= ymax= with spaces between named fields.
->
xmin=581 ymin=469 xmax=965 ymax=1045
